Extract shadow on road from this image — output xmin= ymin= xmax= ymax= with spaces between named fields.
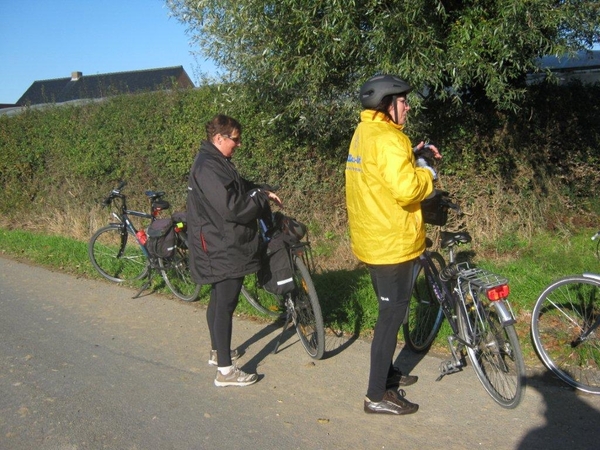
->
xmin=516 ymin=371 xmax=600 ymax=450
xmin=393 ymin=345 xmax=431 ymax=378
xmin=236 ymin=320 xmax=288 ymax=372
xmin=312 ymin=268 xmax=369 ymax=359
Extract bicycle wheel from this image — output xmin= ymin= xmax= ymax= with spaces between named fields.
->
xmin=403 ymin=252 xmax=446 ymax=353
xmin=158 ymin=242 xmax=201 ymax=302
xmin=531 ymin=275 xmax=600 ymax=394
xmin=88 ymin=224 xmax=149 ymax=282
xmin=290 ymin=255 xmax=325 ymax=360
xmin=458 ymin=293 xmax=525 ymax=408
xmin=241 ymin=277 xmax=285 ymax=319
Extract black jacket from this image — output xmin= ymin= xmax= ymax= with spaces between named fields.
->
xmin=186 ymin=140 xmax=270 ymax=284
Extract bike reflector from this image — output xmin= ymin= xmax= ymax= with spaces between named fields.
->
xmin=486 ymin=284 xmax=510 ymax=301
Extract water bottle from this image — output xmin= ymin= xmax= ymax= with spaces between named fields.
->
xmin=136 ymin=229 xmax=147 ymax=246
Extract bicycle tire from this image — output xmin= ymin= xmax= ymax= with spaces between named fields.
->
xmin=458 ymin=294 xmax=526 ymax=408
xmin=88 ymin=224 xmax=149 ymax=283
xmin=531 ymin=275 xmax=600 ymax=394
xmin=403 ymin=251 xmax=446 ymax=353
xmin=158 ymin=241 xmax=201 ymax=302
xmin=241 ymin=278 xmax=286 ymax=319
xmin=290 ymin=255 xmax=325 ymax=360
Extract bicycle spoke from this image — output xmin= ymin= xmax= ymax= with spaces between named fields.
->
xmin=290 ymin=256 xmax=325 ymax=359
xmin=159 ymin=247 xmax=200 ymax=302
xmin=403 ymin=252 xmax=445 ymax=353
xmin=531 ymin=276 xmax=600 ymax=393
xmin=241 ymin=276 xmax=285 ymax=318
xmin=461 ymin=301 xmax=525 ymax=408
xmin=89 ymin=225 xmax=148 ymax=282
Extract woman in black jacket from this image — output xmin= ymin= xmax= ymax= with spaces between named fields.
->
xmin=187 ymin=114 xmax=281 ymax=387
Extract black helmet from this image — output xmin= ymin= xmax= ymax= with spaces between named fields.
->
xmin=359 ymin=75 xmax=413 ymax=109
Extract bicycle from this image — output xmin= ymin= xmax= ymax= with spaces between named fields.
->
xmin=239 ymin=213 xmax=326 ymax=360
xmin=88 ymin=181 xmax=201 ymax=302
xmin=403 ymin=191 xmax=526 ymax=409
xmin=530 ymin=229 xmax=600 ymax=394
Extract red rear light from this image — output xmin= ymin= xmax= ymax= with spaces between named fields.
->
xmin=487 ymin=284 xmax=510 ymax=301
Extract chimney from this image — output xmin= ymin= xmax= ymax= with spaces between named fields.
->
xmin=71 ymin=71 xmax=82 ymax=81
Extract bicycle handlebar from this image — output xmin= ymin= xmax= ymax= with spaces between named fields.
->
xmin=414 ymin=145 xmax=437 ymax=164
xmin=102 ymin=180 xmax=127 ymax=207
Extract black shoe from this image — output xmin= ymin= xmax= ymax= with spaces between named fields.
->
xmin=364 ymin=389 xmax=419 ymax=415
xmin=386 ymin=366 xmax=418 ymax=388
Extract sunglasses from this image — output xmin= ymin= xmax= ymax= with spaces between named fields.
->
xmin=222 ymin=134 xmax=241 ymax=144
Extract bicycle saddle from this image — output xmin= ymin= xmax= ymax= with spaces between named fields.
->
xmin=440 ymin=231 xmax=472 ymax=249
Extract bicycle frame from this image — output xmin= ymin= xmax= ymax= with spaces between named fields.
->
xmin=110 ymin=200 xmax=153 ymax=259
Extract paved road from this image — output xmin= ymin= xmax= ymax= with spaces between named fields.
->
xmin=1 ymin=257 xmax=599 ymax=450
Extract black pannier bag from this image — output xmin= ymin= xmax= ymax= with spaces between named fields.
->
xmin=258 ymin=232 xmax=295 ymax=295
xmin=421 ymin=190 xmax=449 ymax=226
xmin=146 ymin=218 xmax=176 ymax=258
xmin=273 ymin=211 xmax=307 ymax=244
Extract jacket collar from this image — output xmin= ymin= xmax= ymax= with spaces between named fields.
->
xmin=360 ymin=109 xmax=405 ymax=131
xmin=200 ymin=139 xmax=231 ymax=160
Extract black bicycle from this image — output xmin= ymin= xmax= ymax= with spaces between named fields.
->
xmin=88 ymin=181 xmax=201 ymax=302
xmin=530 ymin=229 xmax=600 ymax=394
xmin=240 ymin=213 xmax=325 ymax=360
xmin=403 ymin=191 xmax=526 ymax=408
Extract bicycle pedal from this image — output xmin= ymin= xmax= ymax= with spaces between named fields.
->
xmin=436 ymin=360 xmax=461 ymax=381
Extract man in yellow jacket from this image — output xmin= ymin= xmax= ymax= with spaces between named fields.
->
xmin=346 ymin=74 xmax=439 ymax=415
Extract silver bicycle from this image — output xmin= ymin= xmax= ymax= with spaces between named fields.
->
xmin=404 ymin=192 xmax=526 ymax=408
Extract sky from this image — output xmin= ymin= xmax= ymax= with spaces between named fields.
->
xmin=0 ymin=0 xmax=216 ymax=104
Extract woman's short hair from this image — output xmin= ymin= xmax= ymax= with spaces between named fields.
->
xmin=206 ymin=114 xmax=242 ymax=141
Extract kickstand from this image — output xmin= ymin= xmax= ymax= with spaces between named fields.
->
xmin=271 ymin=295 xmax=293 ymax=354
xmin=132 ymin=267 xmax=154 ymax=299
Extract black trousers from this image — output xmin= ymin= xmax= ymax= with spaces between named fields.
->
xmin=206 ymin=277 xmax=244 ymax=367
xmin=366 ymin=259 xmax=416 ymax=401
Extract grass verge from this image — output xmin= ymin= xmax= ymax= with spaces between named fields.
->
xmin=1 ymin=226 xmax=598 ymax=367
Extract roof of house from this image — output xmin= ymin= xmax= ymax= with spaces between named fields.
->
xmin=537 ymin=50 xmax=600 ymax=72
xmin=16 ymin=66 xmax=194 ymax=106
xmin=527 ymin=50 xmax=600 ymax=85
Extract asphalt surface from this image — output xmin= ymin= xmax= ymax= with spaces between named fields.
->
xmin=1 ymin=256 xmax=599 ymax=450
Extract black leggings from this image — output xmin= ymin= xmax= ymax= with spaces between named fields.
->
xmin=366 ymin=259 xmax=416 ymax=401
xmin=206 ymin=277 xmax=244 ymax=367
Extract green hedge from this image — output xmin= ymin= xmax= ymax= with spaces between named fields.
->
xmin=0 ymin=81 xmax=598 ymax=269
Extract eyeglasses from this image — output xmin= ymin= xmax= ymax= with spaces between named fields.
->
xmin=222 ymin=134 xmax=241 ymax=144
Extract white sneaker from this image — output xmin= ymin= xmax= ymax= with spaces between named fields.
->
xmin=214 ymin=366 xmax=258 ymax=387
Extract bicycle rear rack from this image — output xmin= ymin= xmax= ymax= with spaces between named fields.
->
xmin=456 ymin=263 xmax=516 ymax=327
xmin=455 ymin=263 xmax=508 ymax=290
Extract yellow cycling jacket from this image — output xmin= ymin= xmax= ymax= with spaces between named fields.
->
xmin=345 ymin=110 xmax=434 ymax=265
